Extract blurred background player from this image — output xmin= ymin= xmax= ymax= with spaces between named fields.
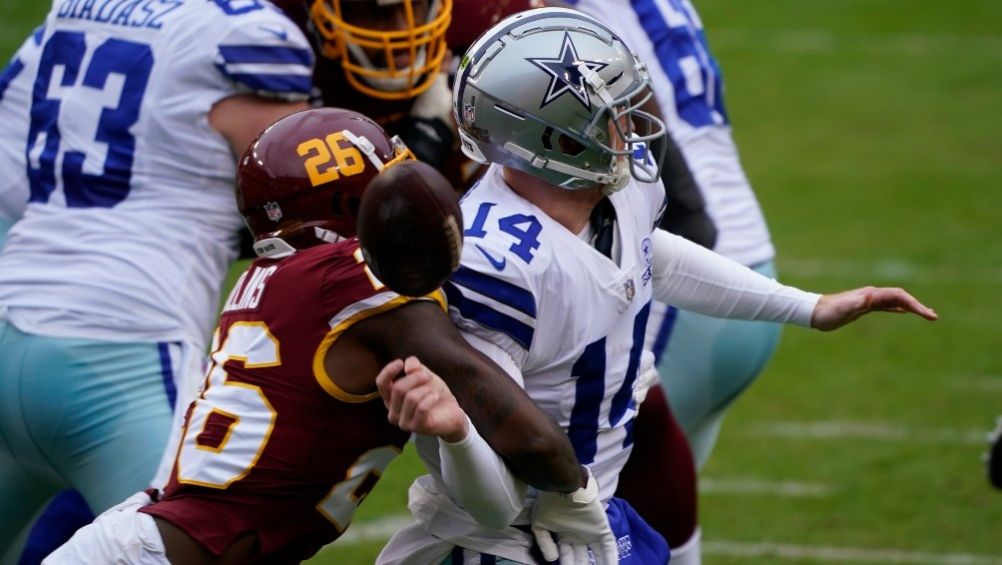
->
xmin=47 ymin=107 xmax=611 ymax=564
xmin=987 ymin=416 xmax=1002 ymax=490
xmin=0 ymin=1 xmax=313 ymax=560
xmin=273 ymin=0 xmax=472 ymax=184
xmin=379 ymin=7 xmax=936 ymax=564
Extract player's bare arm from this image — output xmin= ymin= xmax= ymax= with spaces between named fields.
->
xmin=338 ymin=300 xmax=585 ymax=493
xmin=209 ymin=94 xmax=310 ymax=157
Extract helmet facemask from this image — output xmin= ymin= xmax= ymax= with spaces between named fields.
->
xmin=311 ymin=0 xmax=452 ymax=100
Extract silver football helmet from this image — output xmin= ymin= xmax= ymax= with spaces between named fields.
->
xmin=453 ymin=7 xmax=666 ymax=191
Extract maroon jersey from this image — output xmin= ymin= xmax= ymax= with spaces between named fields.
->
xmin=142 ymin=240 xmax=444 ymax=561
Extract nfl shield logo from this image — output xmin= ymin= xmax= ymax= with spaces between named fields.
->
xmin=464 ymin=100 xmax=476 ymax=123
xmin=624 ymin=278 xmax=636 ymax=301
xmin=264 ymin=201 xmax=282 ymax=222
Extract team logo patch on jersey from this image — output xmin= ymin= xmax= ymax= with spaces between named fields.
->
xmin=624 ymin=278 xmax=636 ymax=301
xmin=527 ymin=32 xmax=608 ymax=110
xmin=264 ymin=201 xmax=283 ymax=222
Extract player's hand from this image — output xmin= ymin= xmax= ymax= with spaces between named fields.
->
xmin=375 ymin=356 xmax=469 ymax=443
xmin=810 ymin=286 xmax=937 ymax=331
xmin=531 ymin=467 xmax=618 ymax=565
xmin=632 ymin=349 xmax=659 ymax=405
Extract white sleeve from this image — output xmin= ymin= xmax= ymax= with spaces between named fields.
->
xmin=438 ymin=415 xmax=528 ymax=529
xmin=651 ymin=228 xmax=821 ymax=327
xmin=459 ymin=330 xmax=525 ymax=388
xmin=435 ymin=329 xmax=528 ymax=528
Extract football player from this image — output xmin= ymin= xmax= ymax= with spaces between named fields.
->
xmin=562 ymin=0 xmax=802 ymax=560
xmin=46 ymin=107 xmax=614 ymax=564
xmin=377 ymin=8 xmax=937 ymax=564
xmin=0 ymin=0 xmax=313 ymax=558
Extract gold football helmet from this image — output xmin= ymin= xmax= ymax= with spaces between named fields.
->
xmin=311 ymin=0 xmax=452 ymax=100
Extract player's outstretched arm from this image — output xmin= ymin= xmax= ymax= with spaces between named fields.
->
xmin=352 ymin=301 xmax=585 ymax=494
xmin=650 ymin=228 xmax=938 ymax=329
xmin=810 ymin=286 xmax=937 ymax=330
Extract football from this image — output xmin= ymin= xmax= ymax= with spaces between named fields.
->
xmin=356 ymin=160 xmax=463 ymax=297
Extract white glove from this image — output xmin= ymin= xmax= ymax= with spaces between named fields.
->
xmin=531 ymin=467 xmax=618 ymax=565
xmin=409 ymin=72 xmax=453 ymax=124
xmin=632 ymin=349 xmax=659 ymax=405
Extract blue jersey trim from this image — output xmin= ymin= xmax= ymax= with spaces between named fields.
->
xmin=218 ymin=44 xmax=313 ymax=66
xmin=217 ymin=68 xmax=312 ymax=94
xmin=450 ymin=266 xmax=537 ymax=318
xmin=157 ymin=342 xmax=178 ymax=409
xmin=444 ymin=282 xmax=534 ymax=350
xmin=622 ymin=415 xmax=636 ymax=450
xmin=650 ymin=304 xmax=678 ymax=365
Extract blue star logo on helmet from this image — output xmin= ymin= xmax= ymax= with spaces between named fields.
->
xmin=527 ymin=32 xmax=608 ymax=110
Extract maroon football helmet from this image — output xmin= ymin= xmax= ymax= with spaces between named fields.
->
xmin=446 ymin=0 xmax=543 ymax=50
xmin=237 ymin=107 xmax=414 ymax=251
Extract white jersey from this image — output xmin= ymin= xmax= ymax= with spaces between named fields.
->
xmin=446 ymin=164 xmax=666 ymax=504
xmin=0 ymin=27 xmax=45 ymax=222
xmin=570 ymin=0 xmax=774 ymax=267
xmin=0 ymin=0 xmax=313 ymax=345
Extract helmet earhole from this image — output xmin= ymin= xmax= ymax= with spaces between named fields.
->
xmin=541 ymin=127 xmax=555 ymax=151
xmin=557 ymin=134 xmax=586 ymax=157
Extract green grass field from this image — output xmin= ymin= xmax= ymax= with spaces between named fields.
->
xmin=3 ymin=1 xmax=1000 ymax=562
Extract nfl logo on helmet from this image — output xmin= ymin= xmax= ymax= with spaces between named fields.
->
xmin=264 ymin=201 xmax=283 ymax=222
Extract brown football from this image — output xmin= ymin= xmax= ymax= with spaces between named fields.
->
xmin=357 ymin=160 xmax=463 ymax=297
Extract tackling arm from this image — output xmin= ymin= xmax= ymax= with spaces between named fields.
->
xmin=373 ymin=357 xmax=527 ymax=528
xmin=353 ymin=301 xmax=584 ymax=493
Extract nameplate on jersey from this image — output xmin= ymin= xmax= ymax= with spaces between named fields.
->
xmin=222 ymin=265 xmax=277 ymax=313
